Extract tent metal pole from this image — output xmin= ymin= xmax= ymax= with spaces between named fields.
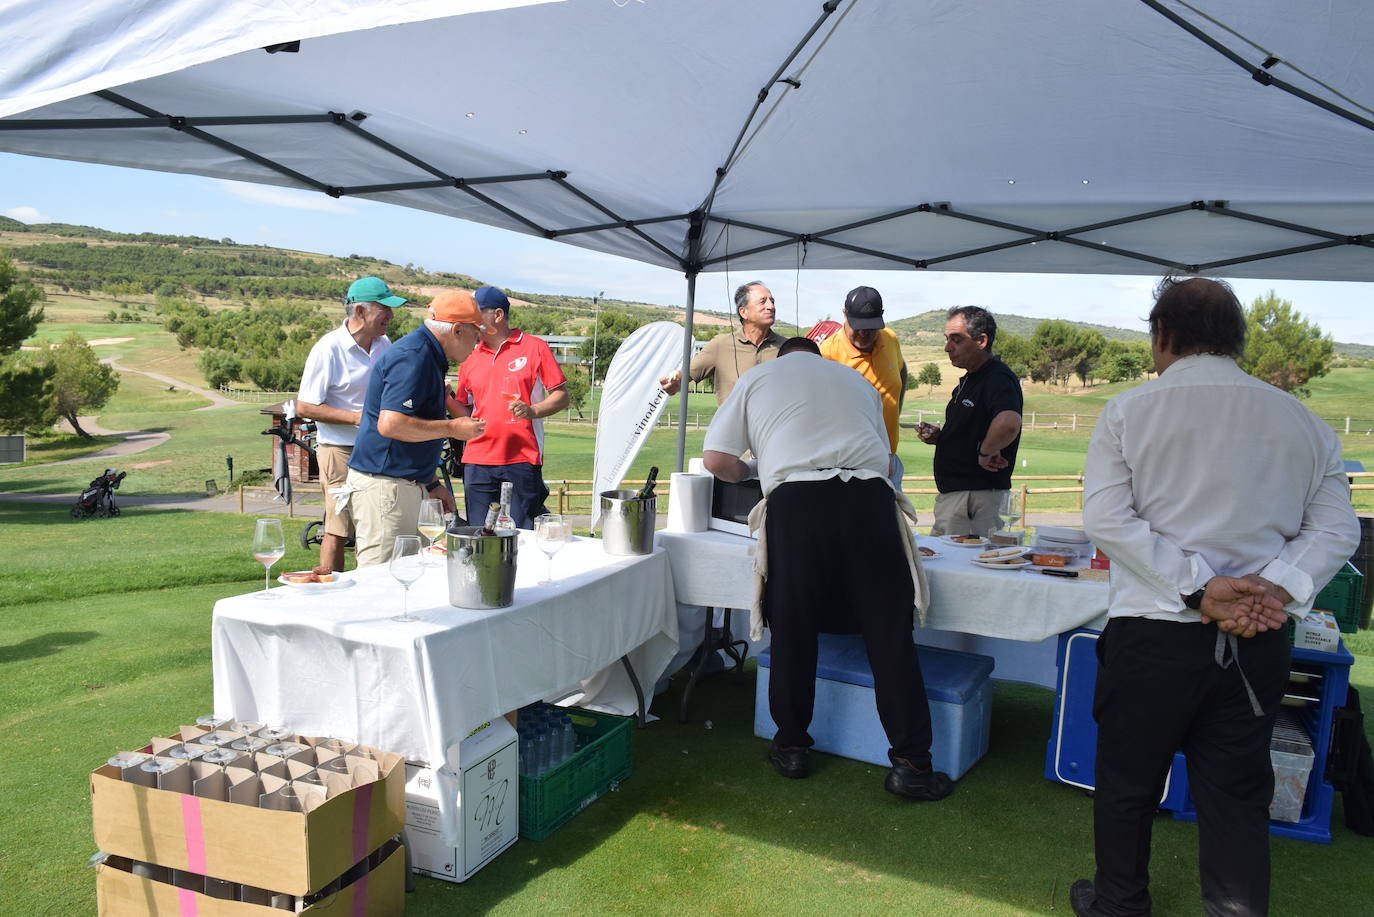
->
xmin=675 ymin=270 xmax=698 ymax=474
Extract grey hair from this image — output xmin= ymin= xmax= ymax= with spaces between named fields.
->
xmin=345 ymin=300 xmax=385 ymax=322
xmin=423 ymin=318 xmax=455 ymax=336
xmin=734 ymin=281 xmax=767 ymax=317
xmin=947 ymin=305 xmax=998 ymax=348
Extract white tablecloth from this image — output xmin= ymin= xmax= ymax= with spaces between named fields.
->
xmin=657 ymin=529 xmax=1108 ymax=644
xmin=212 ymin=533 xmax=678 ymax=768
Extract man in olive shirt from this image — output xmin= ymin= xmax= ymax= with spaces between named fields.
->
xmin=660 ymin=281 xmax=784 ymax=404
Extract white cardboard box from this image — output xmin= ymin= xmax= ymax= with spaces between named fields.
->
xmin=1294 ymin=611 xmax=1339 ymax=653
xmin=404 ymin=719 xmax=518 ymax=884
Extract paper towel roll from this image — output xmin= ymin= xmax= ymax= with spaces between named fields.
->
xmin=667 ymin=472 xmax=713 ymax=532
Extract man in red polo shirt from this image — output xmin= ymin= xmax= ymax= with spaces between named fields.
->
xmin=452 ymin=286 xmax=569 ymax=528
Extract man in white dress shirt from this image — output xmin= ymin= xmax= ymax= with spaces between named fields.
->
xmin=1070 ymin=277 xmax=1359 ymax=917
xmin=295 ymin=276 xmax=402 ymax=571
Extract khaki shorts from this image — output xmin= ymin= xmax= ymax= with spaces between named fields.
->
xmin=346 ymin=468 xmax=424 ymax=567
xmin=317 ymin=444 xmax=354 ymax=538
xmin=931 ymin=489 xmax=1005 ymax=538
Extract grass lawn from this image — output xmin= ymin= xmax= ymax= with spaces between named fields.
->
xmin=1 ymin=500 xmax=1371 ymax=916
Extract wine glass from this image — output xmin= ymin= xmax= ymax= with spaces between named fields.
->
xmin=390 ymin=535 xmax=424 ymax=622
xmin=417 ymin=498 xmax=445 ymax=566
xmin=534 ymin=514 xmax=571 ymax=586
xmin=251 ymin=518 xmax=286 ymax=599
xmin=999 ymin=490 xmax=1023 ymax=533
xmin=500 ymin=375 xmax=522 ymax=423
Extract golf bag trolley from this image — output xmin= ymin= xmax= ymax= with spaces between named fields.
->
xmin=260 ymin=420 xmax=465 ymax=550
xmin=71 ymin=468 xmax=127 ymax=519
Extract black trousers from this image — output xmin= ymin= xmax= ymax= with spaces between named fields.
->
xmin=763 ymin=477 xmax=934 ymax=766
xmin=1092 ymin=616 xmax=1290 ymax=917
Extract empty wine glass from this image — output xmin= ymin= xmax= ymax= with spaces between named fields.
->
xmin=390 ymin=535 xmax=424 ymax=622
xmin=251 ymin=518 xmax=286 ymax=599
xmin=534 ymin=514 xmax=571 ymax=586
xmin=417 ymin=499 xmax=445 ymax=566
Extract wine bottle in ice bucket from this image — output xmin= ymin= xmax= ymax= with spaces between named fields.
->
xmin=637 ymin=466 xmax=660 ymax=501
xmin=496 ymin=482 xmax=516 ymax=534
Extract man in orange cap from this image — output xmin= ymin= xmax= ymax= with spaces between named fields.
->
xmin=346 ymin=290 xmax=488 ymax=566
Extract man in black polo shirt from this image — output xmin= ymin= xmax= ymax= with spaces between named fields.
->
xmin=917 ymin=306 xmax=1023 ymax=537
xmin=346 ymin=290 xmax=487 ymax=566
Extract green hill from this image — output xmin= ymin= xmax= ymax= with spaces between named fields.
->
xmin=2 ymin=218 xmax=1365 ymax=352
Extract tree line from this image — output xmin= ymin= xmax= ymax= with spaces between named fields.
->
xmin=0 ymin=254 xmax=119 ymax=437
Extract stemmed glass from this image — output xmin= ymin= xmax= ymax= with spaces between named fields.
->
xmin=534 ymin=514 xmax=571 ymax=586
xmin=998 ymin=490 xmax=1023 ymax=533
xmin=390 ymin=535 xmax=424 ymax=622
xmin=417 ymin=498 xmax=445 ymax=566
xmin=251 ymin=518 xmax=286 ymax=599
xmin=500 ymin=375 xmax=522 ymax=423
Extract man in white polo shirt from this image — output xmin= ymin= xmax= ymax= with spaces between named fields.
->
xmin=295 ymin=276 xmax=403 ymax=571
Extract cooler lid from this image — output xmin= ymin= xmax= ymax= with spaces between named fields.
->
xmin=760 ymin=635 xmax=994 ymax=704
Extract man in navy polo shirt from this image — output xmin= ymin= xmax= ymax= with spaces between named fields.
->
xmin=346 ymin=290 xmax=487 ymax=566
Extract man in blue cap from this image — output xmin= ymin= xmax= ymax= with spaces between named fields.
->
xmin=451 ymin=285 xmax=569 ymax=528
xmin=295 ymin=276 xmax=405 ymax=570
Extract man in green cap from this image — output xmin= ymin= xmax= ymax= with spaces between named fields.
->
xmin=295 ymin=276 xmax=407 ymax=571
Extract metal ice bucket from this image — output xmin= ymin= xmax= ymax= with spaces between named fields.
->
xmin=599 ymin=489 xmax=656 ymax=555
xmin=446 ymin=525 xmax=517 ymax=608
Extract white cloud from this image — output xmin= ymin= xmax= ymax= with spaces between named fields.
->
xmin=3 ymin=205 xmax=45 ymax=222
xmin=214 ymin=180 xmax=353 ymax=214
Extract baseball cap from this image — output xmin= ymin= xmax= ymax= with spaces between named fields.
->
xmin=345 ymin=276 xmax=408 ymax=308
xmin=843 ymin=286 xmax=885 ymax=330
xmin=473 ymin=285 xmax=510 ymax=311
xmin=428 ymin=289 xmax=483 ymax=325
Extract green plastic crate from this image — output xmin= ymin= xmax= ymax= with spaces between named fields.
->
xmin=1313 ymin=560 xmax=1362 ymax=634
xmin=519 ymin=709 xmax=633 ymax=840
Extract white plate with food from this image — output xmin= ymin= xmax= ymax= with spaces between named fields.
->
xmin=939 ymin=535 xmax=988 ymax=548
xmin=916 ymin=545 xmax=943 ymax=559
xmin=971 ymin=556 xmax=1033 ymax=570
xmin=277 ymin=571 xmax=356 ymax=592
xmin=974 ymin=545 xmax=1028 ymax=562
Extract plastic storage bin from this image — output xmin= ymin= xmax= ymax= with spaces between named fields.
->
xmin=518 ymin=709 xmax=632 ymax=840
xmin=755 ymin=636 xmax=994 ymax=779
xmin=1312 ymin=560 xmax=1363 ymax=634
xmin=1269 ymin=735 xmax=1316 ymax=823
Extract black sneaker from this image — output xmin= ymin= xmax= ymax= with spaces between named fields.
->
xmin=884 ymin=757 xmax=953 ymax=801
xmin=767 ymin=741 xmax=809 ymax=779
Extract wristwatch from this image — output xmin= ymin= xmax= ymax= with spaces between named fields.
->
xmin=1182 ymin=587 xmax=1206 ymax=610
xmin=425 ymin=480 xmax=444 ymax=493
xmin=977 ymin=441 xmax=993 ymax=458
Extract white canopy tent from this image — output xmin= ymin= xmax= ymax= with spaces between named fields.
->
xmin=3 ymin=0 xmax=1373 ymax=466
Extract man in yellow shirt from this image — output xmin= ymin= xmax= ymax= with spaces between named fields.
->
xmin=819 ymin=286 xmax=908 ymax=489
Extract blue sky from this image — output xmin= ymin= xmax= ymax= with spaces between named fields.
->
xmin=4 ymin=152 xmax=1372 ymax=344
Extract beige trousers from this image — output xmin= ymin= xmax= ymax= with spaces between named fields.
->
xmin=316 ymin=444 xmax=354 ymax=538
xmin=346 ymin=468 xmax=423 ymax=567
xmin=930 ymin=489 xmax=1005 ymax=538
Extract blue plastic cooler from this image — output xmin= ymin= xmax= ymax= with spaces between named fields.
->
xmin=755 ymin=635 xmax=994 ymax=779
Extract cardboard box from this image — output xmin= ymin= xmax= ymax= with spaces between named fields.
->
xmin=96 ymin=844 xmax=405 ymax=916
xmin=405 ymin=718 xmax=518 ymax=883
xmin=91 ymin=737 xmax=405 ymax=896
xmin=1294 ymin=611 xmax=1339 ymax=653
